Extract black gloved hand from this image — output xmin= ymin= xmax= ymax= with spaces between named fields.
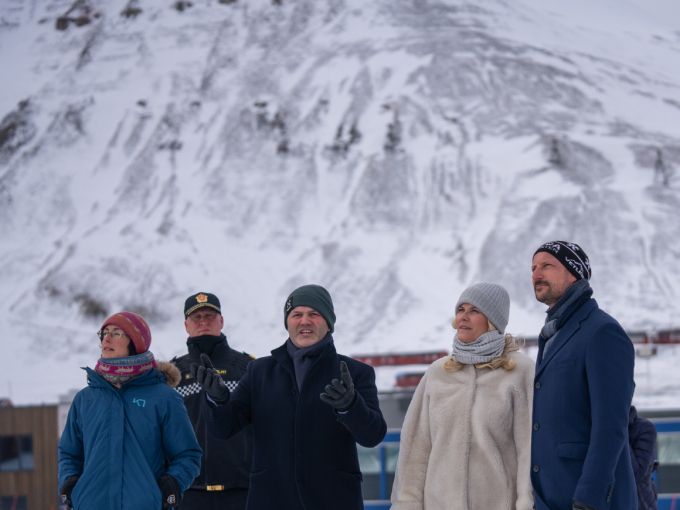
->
xmin=158 ymin=473 xmax=182 ymax=509
xmin=320 ymin=361 xmax=356 ymax=412
xmin=190 ymin=353 xmax=230 ymax=405
xmin=59 ymin=474 xmax=80 ymax=509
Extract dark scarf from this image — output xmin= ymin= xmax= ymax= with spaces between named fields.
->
xmin=286 ymin=333 xmax=333 ymax=391
xmin=539 ymin=279 xmax=593 ymax=360
xmin=187 ymin=333 xmax=228 ymax=358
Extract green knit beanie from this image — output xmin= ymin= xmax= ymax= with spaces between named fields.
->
xmin=284 ymin=284 xmax=336 ymax=333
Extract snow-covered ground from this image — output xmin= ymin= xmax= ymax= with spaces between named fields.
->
xmin=0 ymin=0 xmax=679 ymax=406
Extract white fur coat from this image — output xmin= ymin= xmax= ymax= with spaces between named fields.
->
xmin=391 ymin=351 xmax=535 ymax=510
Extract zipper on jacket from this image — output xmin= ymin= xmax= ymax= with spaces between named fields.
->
xmin=204 ymin=391 xmax=210 ymax=485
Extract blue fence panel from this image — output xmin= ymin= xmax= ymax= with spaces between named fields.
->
xmin=364 ymin=501 xmax=391 ymax=510
xmin=657 ymin=494 xmax=678 ymax=510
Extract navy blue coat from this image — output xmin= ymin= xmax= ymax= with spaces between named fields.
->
xmin=531 ymin=298 xmax=636 ymax=510
xmin=59 ymin=367 xmax=202 ymax=510
xmin=204 ymin=338 xmax=387 ymax=510
xmin=628 ymin=406 xmax=658 ymax=510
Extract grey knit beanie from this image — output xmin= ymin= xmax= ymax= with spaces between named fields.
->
xmin=284 ymin=284 xmax=336 ymax=333
xmin=454 ymin=282 xmax=510 ymax=334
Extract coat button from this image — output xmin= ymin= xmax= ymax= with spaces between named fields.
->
xmin=535 ymin=381 xmax=541 ymax=389
xmin=533 ymin=465 xmax=539 ymax=473
xmin=533 ymin=423 xmax=540 ymax=431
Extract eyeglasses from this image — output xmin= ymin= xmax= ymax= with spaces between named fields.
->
xmin=188 ymin=312 xmax=219 ymax=323
xmin=97 ymin=330 xmax=128 ymax=340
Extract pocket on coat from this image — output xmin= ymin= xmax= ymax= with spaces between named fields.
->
xmin=333 ymin=469 xmax=363 ymax=507
xmin=554 ymin=357 xmax=577 ymax=368
xmin=335 ymin=468 xmax=363 ymax=482
xmin=247 ymin=469 xmax=269 ymax=501
xmin=556 ymin=442 xmax=589 ymax=459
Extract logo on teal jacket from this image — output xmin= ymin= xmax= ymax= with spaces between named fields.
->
xmin=133 ymin=398 xmax=146 ymax=407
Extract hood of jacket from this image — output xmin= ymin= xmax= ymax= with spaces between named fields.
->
xmin=157 ymin=361 xmax=181 ymax=387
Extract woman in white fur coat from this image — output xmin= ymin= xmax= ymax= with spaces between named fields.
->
xmin=391 ymin=282 xmax=535 ymax=510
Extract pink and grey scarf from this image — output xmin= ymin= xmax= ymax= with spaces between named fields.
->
xmin=95 ymin=351 xmax=157 ymax=389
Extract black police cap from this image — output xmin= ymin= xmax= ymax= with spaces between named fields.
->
xmin=184 ymin=292 xmax=221 ymax=318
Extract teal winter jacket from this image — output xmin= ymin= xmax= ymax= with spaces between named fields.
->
xmin=58 ymin=363 xmax=202 ymax=510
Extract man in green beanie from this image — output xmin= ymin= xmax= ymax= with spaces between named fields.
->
xmin=193 ymin=284 xmax=387 ymax=510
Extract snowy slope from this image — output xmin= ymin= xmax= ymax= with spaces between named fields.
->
xmin=0 ymin=0 xmax=679 ymax=405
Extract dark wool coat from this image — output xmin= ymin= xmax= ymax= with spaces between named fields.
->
xmin=531 ymin=298 xmax=636 ymax=510
xmin=628 ymin=406 xmax=658 ymax=510
xmin=204 ymin=338 xmax=387 ymax=510
xmin=59 ymin=367 xmax=202 ymax=510
xmin=173 ymin=335 xmax=254 ymax=495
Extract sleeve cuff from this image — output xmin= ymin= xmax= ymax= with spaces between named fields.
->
xmin=206 ymin=394 xmax=221 ymax=407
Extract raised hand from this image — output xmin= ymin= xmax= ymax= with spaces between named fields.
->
xmin=190 ymin=353 xmax=230 ymax=405
xmin=320 ymin=361 xmax=356 ymax=412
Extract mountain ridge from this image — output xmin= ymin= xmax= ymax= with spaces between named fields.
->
xmin=0 ymin=0 xmax=679 ymax=403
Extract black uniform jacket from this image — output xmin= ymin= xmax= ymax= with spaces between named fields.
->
xmin=173 ymin=334 xmax=255 ymax=491
xmin=203 ymin=337 xmax=387 ymax=510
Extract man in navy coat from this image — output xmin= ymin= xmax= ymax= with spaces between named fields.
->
xmin=193 ymin=284 xmax=387 ymax=510
xmin=530 ymin=241 xmax=635 ymax=510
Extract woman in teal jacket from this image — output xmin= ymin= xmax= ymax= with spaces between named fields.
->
xmin=58 ymin=312 xmax=202 ymax=510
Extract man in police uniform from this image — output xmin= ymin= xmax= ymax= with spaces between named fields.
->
xmin=173 ymin=292 xmax=255 ymax=510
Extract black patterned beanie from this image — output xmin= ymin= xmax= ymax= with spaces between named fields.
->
xmin=534 ymin=241 xmax=591 ymax=281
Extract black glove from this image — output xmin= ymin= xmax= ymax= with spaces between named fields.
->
xmin=190 ymin=353 xmax=230 ymax=405
xmin=59 ymin=474 xmax=80 ymax=509
xmin=320 ymin=361 xmax=356 ymax=412
xmin=158 ymin=473 xmax=181 ymax=509
xmin=573 ymin=499 xmax=598 ymax=510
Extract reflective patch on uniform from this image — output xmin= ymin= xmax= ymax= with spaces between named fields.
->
xmin=175 ymin=380 xmax=239 ymax=396
xmin=175 ymin=382 xmax=201 ymax=397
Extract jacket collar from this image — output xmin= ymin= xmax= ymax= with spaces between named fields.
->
xmin=535 ymin=298 xmax=598 ymax=378
xmin=271 ymin=343 xmax=295 ymax=378
xmin=84 ymin=366 xmax=163 ymax=391
xmin=271 ymin=337 xmax=337 ymax=382
xmin=187 ymin=333 xmax=228 ymax=358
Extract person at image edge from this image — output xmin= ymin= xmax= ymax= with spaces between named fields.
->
xmin=530 ymin=241 xmax=635 ymax=510
xmin=58 ymin=311 xmax=201 ymax=510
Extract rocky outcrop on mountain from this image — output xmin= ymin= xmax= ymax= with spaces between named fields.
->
xmin=0 ymin=0 xmax=679 ymax=389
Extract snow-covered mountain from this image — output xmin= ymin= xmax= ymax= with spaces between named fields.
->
xmin=1 ymin=0 xmax=679 ymax=405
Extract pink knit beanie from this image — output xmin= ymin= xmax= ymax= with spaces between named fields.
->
xmin=100 ymin=312 xmax=152 ymax=355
